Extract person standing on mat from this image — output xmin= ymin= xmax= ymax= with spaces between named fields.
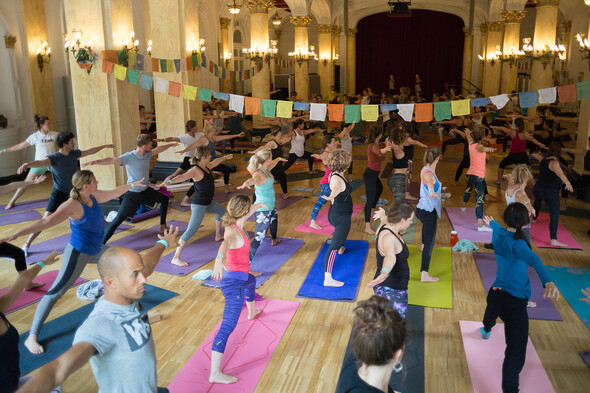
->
xmin=309 ymin=135 xmax=338 ymax=230
xmin=462 ymin=125 xmax=496 ymax=232
xmin=532 ymin=142 xmax=573 ymax=247
xmin=16 ymin=229 xmax=179 ymax=393
xmin=415 ymin=146 xmax=442 ymax=283
xmin=164 ymin=146 xmax=228 ymax=267
xmin=281 ymin=118 xmax=323 ymax=174
xmin=0 ymin=170 xmax=145 ymax=355
xmin=387 ymin=123 xmax=426 ymax=204
xmin=504 ymin=165 xmax=535 ymax=242
xmin=210 ymin=195 xmax=265 ymax=384
xmin=337 ymin=123 xmax=355 ymax=179
xmin=0 ymin=251 xmax=61 ymax=393
xmin=321 ymin=149 xmax=354 ymax=287
xmin=17 ymin=132 xmax=115 ymax=256
xmin=363 ymin=126 xmax=392 ymax=235
xmin=0 ymin=176 xmax=47 ymax=290
xmin=335 ymin=295 xmax=407 ymax=393
xmin=479 ymin=203 xmax=559 ymax=393
xmin=367 ymin=203 xmax=414 ymax=318
xmin=85 ymin=134 xmax=177 ymax=244
xmin=0 ymin=115 xmax=57 ymax=210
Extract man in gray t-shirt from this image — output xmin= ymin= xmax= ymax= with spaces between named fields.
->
xmin=16 ymin=227 xmax=179 ymax=393
xmin=86 ymin=134 xmax=177 ymax=244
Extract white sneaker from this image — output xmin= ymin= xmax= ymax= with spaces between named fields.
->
xmin=460 ymin=207 xmax=467 ymax=212
xmin=22 ymin=246 xmax=29 ymax=258
xmin=477 ymin=226 xmax=493 ymax=232
xmin=106 ymin=211 xmax=118 ymax=223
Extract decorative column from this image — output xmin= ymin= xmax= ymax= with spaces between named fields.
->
xmin=346 ymin=28 xmax=357 ymax=95
xmin=482 ymin=21 xmax=504 ymax=96
xmin=20 ymin=0 xmax=57 ymax=124
xmin=220 ymin=17 xmax=232 ymax=93
xmin=561 ymin=21 xmax=572 ymax=72
xmin=248 ymin=0 xmax=272 ymax=128
xmin=462 ymin=27 xmax=473 ymax=94
xmin=184 ymin=0 xmax=203 ymax=133
xmin=316 ymin=24 xmax=333 ymax=98
xmin=273 ymin=29 xmax=282 ymax=76
xmin=500 ymin=10 xmax=526 ymax=94
xmin=332 ymin=25 xmax=341 ymax=63
xmin=530 ymin=0 xmax=560 ymax=92
xmin=576 ymin=22 xmax=590 ymax=173
xmin=290 ymin=15 xmax=312 ymax=101
xmin=479 ymin=23 xmax=488 ymax=89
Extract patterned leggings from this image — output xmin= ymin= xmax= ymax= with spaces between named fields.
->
xmin=374 ymin=285 xmax=408 ymax=318
xmin=250 ymin=209 xmax=278 ymax=261
xmin=311 ymin=184 xmax=330 ymax=220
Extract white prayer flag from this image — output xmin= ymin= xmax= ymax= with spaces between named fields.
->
xmin=155 ymin=77 xmax=168 ymax=93
xmin=489 ymin=94 xmax=509 ymax=110
xmin=229 ymin=94 xmax=245 ymax=113
xmin=397 ymin=104 xmax=415 ymax=122
xmin=538 ymin=87 xmax=557 ymax=104
xmin=310 ymin=103 xmax=327 ymax=121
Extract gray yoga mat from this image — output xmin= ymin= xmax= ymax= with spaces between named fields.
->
xmin=1 ymin=210 xmax=43 ymax=226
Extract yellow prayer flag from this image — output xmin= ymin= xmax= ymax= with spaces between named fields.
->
xmin=183 ymin=85 xmax=197 ymax=100
xmin=167 ymin=59 xmax=174 ymax=73
xmin=128 ymin=51 xmax=137 ymax=66
xmin=451 ymin=99 xmax=471 ymax=116
xmin=361 ymin=105 xmax=379 ymax=122
xmin=114 ymin=64 xmax=127 ymax=81
xmin=276 ymin=100 xmax=293 ymax=119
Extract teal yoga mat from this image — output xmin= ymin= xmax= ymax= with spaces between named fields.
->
xmin=18 ymin=284 xmax=178 ymax=374
xmin=545 ymin=266 xmax=590 ymax=330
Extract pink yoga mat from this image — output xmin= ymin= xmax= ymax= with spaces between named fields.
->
xmin=459 ymin=320 xmax=556 ymax=393
xmin=530 ymin=213 xmax=583 ymax=250
xmin=445 ymin=207 xmax=492 ymax=243
xmin=167 ymin=298 xmax=299 ymax=393
xmin=294 ymin=205 xmax=363 ymax=235
xmin=0 ymin=271 xmax=87 ymax=314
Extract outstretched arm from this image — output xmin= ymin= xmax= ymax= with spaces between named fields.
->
xmin=151 ymin=142 xmax=178 ymax=156
xmin=0 ymin=140 xmax=30 ymax=155
xmin=209 ymin=154 xmax=233 ymax=168
xmin=407 ymin=137 xmax=427 ymax=148
xmin=0 ymin=175 xmax=46 ymax=195
xmin=82 ymin=156 xmax=122 ymax=168
xmin=17 ymin=158 xmax=51 ymax=174
xmin=176 ymin=136 xmax=208 ymax=154
xmin=522 ymin=131 xmax=546 ymax=150
xmin=92 ymin=178 xmax=145 ymax=204
xmin=81 ymin=144 xmax=115 ymax=158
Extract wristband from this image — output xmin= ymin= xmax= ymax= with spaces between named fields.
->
xmin=216 ymin=253 xmax=225 ymax=259
xmin=381 ymin=266 xmax=390 ymax=275
xmin=524 ymin=201 xmax=530 ymax=206
xmin=2 ymin=148 xmax=5 ymax=153
xmin=92 ymin=160 xmax=97 ymax=165
xmin=168 ymin=179 xmax=173 ymax=185
xmin=156 ymin=239 xmax=168 ymax=248
xmin=36 ymin=261 xmax=45 ymax=269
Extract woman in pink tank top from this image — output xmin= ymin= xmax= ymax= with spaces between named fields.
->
xmin=309 ymin=135 xmax=338 ymax=230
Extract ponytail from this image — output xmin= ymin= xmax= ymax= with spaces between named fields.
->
xmin=222 ymin=194 xmax=251 ymax=226
xmin=34 ymin=114 xmax=49 ymax=129
xmin=247 ymin=148 xmax=271 ymax=174
xmin=503 ymin=202 xmax=531 ymax=249
xmin=70 ymin=170 xmax=94 ymax=202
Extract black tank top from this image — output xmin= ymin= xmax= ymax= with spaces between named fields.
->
xmin=584 ymin=150 xmax=590 ymax=172
xmin=192 ymin=164 xmax=215 ymax=205
xmin=271 ymin=140 xmax=283 ymax=159
xmin=393 ymin=149 xmax=409 ymax=169
xmin=330 ymin=173 xmax=353 ymax=215
xmin=537 ymin=158 xmax=562 ymax=190
xmin=374 ymin=226 xmax=410 ymax=291
xmin=0 ymin=312 xmax=20 ymax=392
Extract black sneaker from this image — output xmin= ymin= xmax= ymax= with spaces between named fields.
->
xmin=484 ymin=243 xmax=494 ymax=250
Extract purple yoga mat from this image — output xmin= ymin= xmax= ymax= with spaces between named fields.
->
xmin=246 ymin=195 xmax=304 ymax=222
xmin=1 ymin=199 xmax=48 ymax=214
xmin=169 ymin=201 xmax=191 ymax=212
xmin=580 ymin=351 xmax=590 ymax=369
xmin=107 ymin=220 xmax=188 ymax=251
xmin=155 ymin=231 xmax=220 ymax=276
xmin=473 ymin=252 xmax=562 ymax=321
xmin=127 ymin=209 xmax=159 ymax=223
xmin=202 ymin=237 xmax=305 ymax=288
xmin=445 ymin=207 xmax=492 ymax=243
xmin=212 ymin=189 xmax=254 ymax=203
xmin=24 ymin=224 xmax=133 ymax=264
xmin=1 ymin=210 xmax=43 ymax=226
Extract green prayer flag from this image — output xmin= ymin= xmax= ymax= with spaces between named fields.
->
xmin=198 ymin=88 xmax=211 ymax=102
xmin=433 ymin=101 xmax=452 ymax=121
xmin=344 ymin=105 xmax=361 ymax=123
xmin=117 ymin=50 xmax=126 ymax=65
xmin=126 ymin=69 xmax=140 ymax=84
xmin=159 ymin=59 xmax=167 ymax=73
xmin=576 ymin=80 xmax=590 ymax=101
xmin=261 ymin=99 xmax=277 ymax=117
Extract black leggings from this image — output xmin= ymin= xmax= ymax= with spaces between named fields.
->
xmin=324 ymin=212 xmax=351 ymax=272
xmin=363 ymin=168 xmax=383 ymax=223
xmin=532 ymin=185 xmax=560 ymax=240
xmin=0 ymin=242 xmax=27 ymax=272
xmin=271 ymin=162 xmax=288 ymax=194
xmin=282 ymin=151 xmax=314 ymax=172
xmin=441 ymin=136 xmax=463 ymax=154
xmin=348 ymin=160 xmax=353 ymax=175
xmin=455 ymin=156 xmax=470 ymax=182
xmin=415 ymin=208 xmax=437 ymax=272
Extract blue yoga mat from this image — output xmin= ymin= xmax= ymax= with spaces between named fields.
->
xmin=18 ymin=284 xmax=178 ymax=375
xmin=335 ymin=305 xmax=425 ymax=393
xmin=296 ymin=240 xmax=369 ymax=301
xmin=545 ymin=266 xmax=590 ymax=331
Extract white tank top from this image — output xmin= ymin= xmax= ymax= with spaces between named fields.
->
xmin=340 ymin=136 xmax=352 ymax=153
xmin=505 ymin=188 xmax=518 ymax=205
xmin=290 ymin=131 xmax=305 ymax=157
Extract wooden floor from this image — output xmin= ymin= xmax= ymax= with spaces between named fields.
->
xmin=1 ymin=127 xmax=589 ymax=393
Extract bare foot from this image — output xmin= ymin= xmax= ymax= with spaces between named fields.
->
xmin=309 ymin=221 xmax=323 ymax=230
xmin=324 ymin=277 xmax=345 ymax=287
xmin=271 ymin=238 xmax=282 ymax=246
xmin=421 ymin=271 xmax=440 ymax=283
xmin=179 ymin=198 xmax=191 ymax=207
xmin=248 ymin=308 xmax=262 ymax=320
xmin=420 ymin=243 xmax=424 ymax=252
xmin=283 ymin=194 xmax=290 ymax=199
xmin=25 ymin=335 xmax=44 ymax=354
xmin=25 ymin=282 xmax=45 ymax=291
xmin=250 ymin=270 xmax=262 ymax=277
xmin=215 ymin=236 xmax=224 ymax=242
xmin=365 ymin=228 xmax=375 ymax=235
xmin=4 ymin=202 xmax=15 ymax=210
xmin=527 ymin=301 xmax=536 ymax=308
xmin=171 ymin=258 xmax=189 ymax=267
xmin=405 ymin=193 xmax=418 ymax=201
xmin=550 ymin=239 xmax=568 ymax=247
xmin=338 ymin=246 xmax=346 ymax=255
xmin=209 ymin=372 xmax=238 ymax=384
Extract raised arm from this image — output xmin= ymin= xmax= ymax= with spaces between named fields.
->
xmin=151 ymin=142 xmax=178 ymax=156
xmin=141 ymin=226 xmax=179 ymax=278
xmin=154 ymin=136 xmax=181 ymax=143
xmin=18 ymin=158 xmax=51 ymax=174
xmin=176 ymin=136 xmax=208 ymax=154
xmin=0 ymin=140 xmax=31 ymax=155
xmin=0 ymin=176 xmax=46 ymax=195
xmin=92 ymin=178 xmax=145 ymax=204
xmin=82 ymin=156 xmax=122 ymax=168
xmin=80 ymin=144 xmax=115 ymax=158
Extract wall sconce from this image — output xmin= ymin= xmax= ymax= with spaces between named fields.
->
xmin=147 ymin=40 xmax=152 ymax=56
xmin=333 ymin=53 xmax=339 ymax=64
xmin=192 ymin=38 xmax=205 ymax=55
xmin=4 ymin=35 xmax=17 ymax=49
xmin=288 ymin=45 xmax=317 ymax=67
xmin=63 ymin=30 xmax=95 ymax=74
xmin=500 ymin=45 xmax=526 ymax=68
xmin=478 ymin=53 xmax=498 ymax=66
xmin=521 ymin=37 xmax=565 ymax=70
xmin=120 ymin=31 xmax=139 ymax=66
xmin=272 ymin=12 xmax=281 ymax=27
xmin=224 ymin=52 xmax=232 ymax=66
xmin=577 ymin=33 xmax=590 ymax=69
xmin=321 ymin=57 xmax=329 ymax=66
xmin=36 ymin=40 xmax=51 ymax=72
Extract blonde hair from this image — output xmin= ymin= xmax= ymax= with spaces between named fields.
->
xmin=203 ymin=122 xmax=216 ymax=135
xmin=326 ymin=149 xmax=352 ymax=173
xmin=423 ymin=146 xmax=440 ymax=165
xmin=70 ymin=170 xmax=94 ymax=202
xmin=511 ymin=164 xmax=532 ymax=186
xmin=191 ymin=146 xmax=210 ymax=165
xmin=247 ymin=148 xmax=271 ymax=174
xmin=222 ymin=194 xmax=252 ymax=226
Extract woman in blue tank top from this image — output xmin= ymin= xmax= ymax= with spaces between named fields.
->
xmin=1 ymin=170 xmax=143 ymax=355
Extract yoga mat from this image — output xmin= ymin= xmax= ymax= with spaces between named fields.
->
xmin=24 ymin=224 xmax=132 ymax=264
xmin=370 ymin=219 xmax=416 ymax=243
xmin=0 ymin=199 xmax=48 ymax=214
xmin=212 ymin=189 xmax=253 ymax=203
xmin=18 ymin=284 xmax=178 ymax=375
xmin=311 ymin=179 xmax=363 ymax=196
xmin=167 ymin=298 xmax=299 ymax=393
xmin=108 ymin=220 xmax=188 ymax=251
xmin=292 ymin=186 xmax=315 ymax=192
xmin=459 ymin=320 xmax=556 ymax=393
xmin=445 ymin=207 xmax=492 ymax=243
xmin=580 ymin=351 xmax=590 ymax=369
xmin=473 ymin=253 xmax=562 ymax=321
xmin=202 ymin=237 xmax=305 ymax=288
xmin=1 ymin=271 xmax=87 ymax=314
xmin=0 ymin=210 xmax=42 ymax=225
xmin=296 ymin=240 xmax=369 ymax=301
xmin=155 ymin=231 xmax=219 ymax=276
xmin=294 ymin=205 xmax=363 ymax=235
xmin=335 ymin=305 xmax=424 ymax=393
xmin=540 ymin=205 xmax=590 ymax=220
xmin=169 ymin=201 xmax=191 ymax=212
xmin=287 ymin=170 xmax=324 ymax=182
xmin=530 ymin=213 xmax=583 ymax=250
xmin=407 ymin=245 xmax=452 ymax=309
xmin=246 ymin=195 xmax=304 ymax=222
xmin=545 ymin=266 xmax=590 ymax=330
xmin=127 ymin=208 xmax=159 ymax=223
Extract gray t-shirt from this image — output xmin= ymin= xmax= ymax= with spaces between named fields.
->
xmin=73 ymin=297 xmax=157 ymax=393
xmin=48 ymin=149 xmax=82 ymax=193
xmin=119 ymin=150 xmax=152 ymax=192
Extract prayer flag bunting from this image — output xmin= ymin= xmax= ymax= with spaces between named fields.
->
xmin=102 ymin=60 xmax=114 ymax=74
xmin=293 ymin=102 xmax=310 ymax=111
xmin=519 ymin=91 xmax=537 ymax=108
xmin=451 ymin=99 xmax=470 ymax=116
xmin=397 ymin=104 xmax=415 ymax=122
xmin=185 ymin=56 xmax=192 ymax=71
xmin=180 ymin=58 xmax=187 ymax=72
xmin=168 ymin=81 xmax=181 ymax=97
xmin=276 ymin=100 xmax=294 ymax=119
xmin=136 ymin=54 xmax=145 ymax=71
xmin=261 ymin=99 xmax=277 ymax=117
xmin=328 ymin=104 xmax=344 ymax=122
xmin=113 ymin=64 xmax=126 ymax=81
xmin=198 ymin=88 xmax=212 ymax=102
xmin=139 ymin=74 xmax=153 ymax=90
xmin=151 ymin=58 xmax=159 ymax=72
xmin=380 ymin=104 xmax=397 ymax=112
xmin=117 ymin=50 xmax=126 ymax=65
xmin=433 ymin=101 xmax=451 ymax=121
xmin=101 ymin=50 xmax=118 ymax=64
xmin=538 ymin=87 xmax=557 ymax=104
xmin=489 ymin=94 xmax=509 ymax=110
xmin=471 ymin=97 xmax=490 ymax=107
xmin=557 ymin=84 xmax=577 ymax=102
xmin=229 ymin=94 xmax=245 ymax=113
xmin=128 ymin=52 xmax=136 ymax=67
xmin=361 ymin=105 xmax=379 ymax=122
xmin=126 ymin=69 xmax=140 ymax=85
xmin=576 ymin=81 xmax=590 ymax=101
xmin=244 ymin=97 xmax=261 ymax=115
xmin=174 ymin=59 xmax=181 ymax=73
xmin=213 ymin=91 xmax=230 ymax=101
xmin=344 ymin=105 xmax=361 ymax=123
xmin=310 ymin=103 xmax=327 ymax=121
xmin=414 ymin=103 xmax=433 ymax=122
xmin=159 ymin=59 xmax=167 ymax=73
xmin=183 ymin=85 xmax=197 ymax=100
xmin=167 ymin=59 xmax=175 ymax=73
xmin=155 ymin=77 xmax=168 ymax=93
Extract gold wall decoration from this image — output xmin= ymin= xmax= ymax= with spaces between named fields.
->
xmin=4 ymin=35 xmax=16 ymax=48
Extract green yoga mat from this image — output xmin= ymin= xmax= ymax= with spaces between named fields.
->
xmin=407 ymin=245 xmax=452 ymax=309
xmin=371 ymin=219 xmax=416 ymax=244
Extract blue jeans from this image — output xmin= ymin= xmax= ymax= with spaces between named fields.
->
xmin=463 ymin=174 xmax=486 ymax=219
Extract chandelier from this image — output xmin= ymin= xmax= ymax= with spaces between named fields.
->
xmin=228 ymin=0 xmax=242 ymax=15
